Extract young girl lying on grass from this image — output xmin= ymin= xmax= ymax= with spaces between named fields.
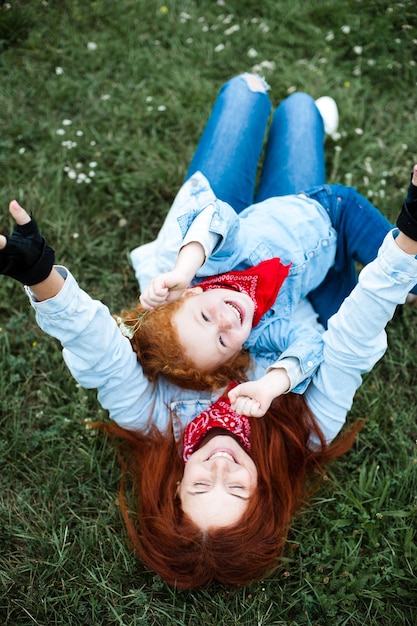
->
xmin=121 ymin=73 xmax=403 ymax=418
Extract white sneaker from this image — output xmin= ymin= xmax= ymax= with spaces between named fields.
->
xmin=315 ymin=96 xmax=339 ymax=136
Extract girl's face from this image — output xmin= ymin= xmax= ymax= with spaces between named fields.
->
xmin=178 ymin=432 xmax=258 ymax=530
xmin=172 ymin=287 xmax=255 ymax=370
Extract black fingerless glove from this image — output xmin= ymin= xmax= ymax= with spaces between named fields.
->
xmin=0 ymin=216 xmax=55 ymax=285
xmin=396 ymin=172 xmax=417 ymax=241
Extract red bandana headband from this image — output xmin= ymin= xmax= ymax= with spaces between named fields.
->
xmin=197 ymin=257 xmax=290 ymax=327
xmin=182 ymin=383 xmax=251 ymax=462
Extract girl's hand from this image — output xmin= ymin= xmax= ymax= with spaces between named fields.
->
xmin=139 ymin=270 xmax=188 ymax=309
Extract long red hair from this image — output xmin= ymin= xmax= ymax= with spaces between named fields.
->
xmin=117 ymin=299 xmax=250 ymax=391
xmin=95 ymin=393 xmax=363 ymax=589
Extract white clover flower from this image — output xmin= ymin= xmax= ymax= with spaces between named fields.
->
xmin=410 ymin=60 xmax=416 ymax=66
xmin=367 ymin=59 xmax=376 ymax=66
xmin=186 ymin=37 xmax=193 ymax=44
xmin=147 ymin=106 xmax=153 ymax=112
xmin=221 ymin=14 xmax=234 ymax=24
xmin=56 ymin=128 xmax=65 ymax=135
xmin=201 ymin=25 xmax=209 ymax=32
xmin=76 ymin=162 xmax=82 ymax=169
xmin=62 ymin=119 xmax=72 ymax=126
xmin=89 ymin=170 xmax=96 ymax=177
xmin=76 ymin=130 xmax=84 ymax=136
xmin=287 ymin=85 xmax=297 ymax=94
xmin=355 ymin=128 xmax=363 ymax=135
xmin=145 ymin=96 xmax=153 ymax=103
xmin=118 ymin=218 xmax=128 ymax=228
xmin=90 ymin=140 xmax=96 ymax=146
xmin=341 ymin=25 xmax=351 ymax=34
xmin=334 ymin=145 xmax=342 ymax=152
xmin=345 ymin=172 xmax=353 ymax=185
xmin=55 ymin=66 xmax=64 ymax=75
xmin=179 ymin=11 xmax=191 ymax=22
xmin=353 ymin=67 xmax=361 ymax=76
xmin=214 ymin=43 xmax=225 ymax=52
xmin=401 ymin=143 xmax=408 ymax=150
xmin=157 ymin=105 xmax=166 ymax=111
xmin=363 ymin=176 xmax=369 ymax=186
xmin=353 ymin=46 xmax=363 ymax=55
xmin=72 ymin=232 xmax=80 ymax=238
xmin=18 ymin=147 xmax=26 ymax=154
xmin=259 ymin=60 xmax=275 ymax=71
xmin=67 ymin=170 xmax=77 ymax=179
xmin=364 ymin=159 xmax=373 ymax=174
xmin=325 ymin=31 xmax=334 ymax=42
xmin=87 ymin=42 xmax=98 ymax=50
xmin=224 ymin=24 xmax=240 ymax=35
xmin=259 ymin=23 xmax=270 ymax=34
xmin=247 ymin=48 xmax=258 ymax=58
xmin=101 ymin=94 xmax=111 ymax=100
xmin=89 ymin=161 xmax=98 ymax=168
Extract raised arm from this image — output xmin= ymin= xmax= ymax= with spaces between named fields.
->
xmin=0 ymin=200 xmax=64 ymax=298
xmin=305 ymin=164 xmax=417 ymax=443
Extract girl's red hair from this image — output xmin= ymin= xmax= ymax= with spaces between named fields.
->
xmin=95 ymin=393 xmax=363 ymax=589
xmin=117 ymin=299 xmax=250 ymax=391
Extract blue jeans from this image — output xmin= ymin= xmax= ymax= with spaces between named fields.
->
xmin=184 ymin=73 xmax=400 ymax=326
xmin=185 ymin=73 xmax=326 ymax=209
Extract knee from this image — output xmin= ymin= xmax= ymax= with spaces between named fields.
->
xmin=281 ymin=92 xmax=315 ymax=110
xmin=226 ymin=72 xmax=269 ymax=93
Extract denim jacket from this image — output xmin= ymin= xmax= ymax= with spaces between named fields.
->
xmin=130 ymin=171 xmax=338 ymax=392
xmin=26 ymin=231 xmax=417 ymax=445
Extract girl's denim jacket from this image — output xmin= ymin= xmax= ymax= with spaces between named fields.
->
xmin=131 ymin=171 xmax=338 ymax=393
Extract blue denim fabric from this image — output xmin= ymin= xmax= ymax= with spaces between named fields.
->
xmin=185 ymin=74 xmax=272 ymax=213
xmin=184 ymin=74 xmax=326 ymax=211
xmin=302 ymin=184 xmax=394 ymax=325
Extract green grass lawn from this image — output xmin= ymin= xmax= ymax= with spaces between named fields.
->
xmin=0 ymin=0 xmax=416 ymax=624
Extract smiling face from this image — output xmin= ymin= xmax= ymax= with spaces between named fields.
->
xmin=172 ymin=287 xmax=255 ymax=371
xmin=178 ymin=432 xmax=258 ymax=530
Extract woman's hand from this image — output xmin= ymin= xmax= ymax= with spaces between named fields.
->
xmin=0 ymin=200 xmax=55 ymax=285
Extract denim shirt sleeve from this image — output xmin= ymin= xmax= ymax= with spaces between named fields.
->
xmin=245 ymin=316 xmax=324 ymax=393
xmin=305 ymin=230 xmax=417 ymax=444
xmin=25 ymin=268 xmax=161 ymax=431
xmin=130 ymin=171 xmax=239 ymax=292
xmin=25 ymin=267 xmax=220 ymax=435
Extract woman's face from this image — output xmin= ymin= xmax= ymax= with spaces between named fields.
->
xmin=172 ymin=287 xmax=255 ymax=370
xmin=178 ymin=432 xmax=258 ymax=530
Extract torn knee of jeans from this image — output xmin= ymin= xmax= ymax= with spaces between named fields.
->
xmin=243 ymin=72 xmax=270 ymax=93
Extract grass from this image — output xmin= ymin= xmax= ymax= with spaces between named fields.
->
xmin=0 ymin=0 xmax=416 ymax=624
